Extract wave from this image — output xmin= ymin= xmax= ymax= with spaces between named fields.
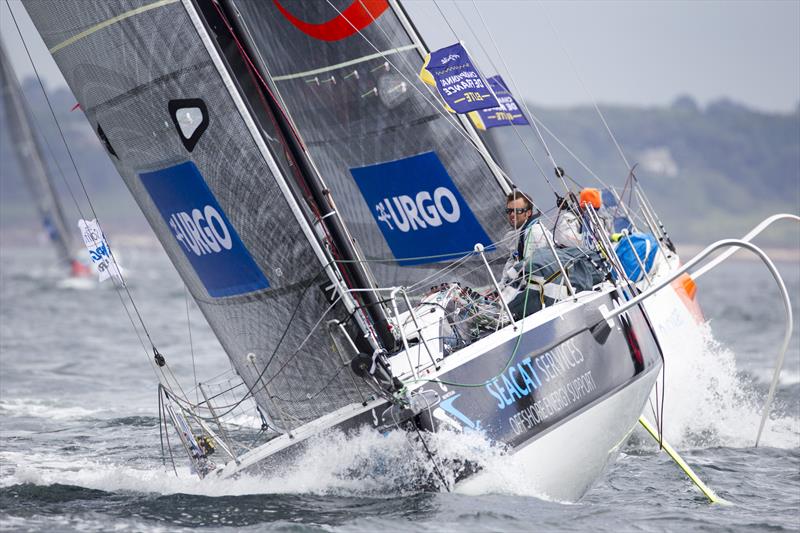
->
xmin=646 ymin=318 xmax=799 ymax=450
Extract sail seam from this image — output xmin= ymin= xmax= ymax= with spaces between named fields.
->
xmin=49 ymin=0 xmax=179 ymax=53
xmin=270 ymin=44 xmax=419 ymax=81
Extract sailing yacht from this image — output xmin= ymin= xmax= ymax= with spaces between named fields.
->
xmin=0 ymin=41 xmax=90 ymax=278
xmin=19 ymin=0 xmax=675 ymax=500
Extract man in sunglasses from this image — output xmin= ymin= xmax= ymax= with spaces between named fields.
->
xmin=496 ymin=190 xmax=551 ymax=320
xmin=503 ymin=190 xmax=546 ymax=261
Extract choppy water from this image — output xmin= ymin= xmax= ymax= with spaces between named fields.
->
xmin=1 ymin=244 xmax=798 ymax=532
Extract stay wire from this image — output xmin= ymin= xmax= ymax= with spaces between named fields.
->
xmin=327 ymin=0 xmax=589 ymax=256
xmin=447 ymin=0 xmax=555 ymax=192
xmin=6 ymin=3 xmax=157 ymax=355
xmin=537 ymin=0 xmax=667 ymax=235
xmin=324 ymin=0 xmax=516 ymax=188
xmin=412 ymin=423 xmax=451 ymax=492
xmin=441 ymin=0 xmax=588 ymax=246
xmin=469 ymin=0 xmax=569 ymax=196
xmin=185 ymin=284 xmax=199 ymax=405
xmin=167 ymin=270 xmax=331 ymax=419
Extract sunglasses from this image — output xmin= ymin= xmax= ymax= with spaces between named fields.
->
xmin=505 ymin=207 xmax=530 ymax=215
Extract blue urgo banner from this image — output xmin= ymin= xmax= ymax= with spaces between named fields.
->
xmin=424 ymin=43 xmax=499 ymax=114
xmin=350 ymin=151 xmax=494 ymax=265
xmin=140 ymin=161 xmax=270 ymax=297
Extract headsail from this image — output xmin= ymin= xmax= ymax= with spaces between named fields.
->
xmin=22 ymin=0 xmax=373 ymax=431
xmin=223 ymin=0 xmax=512 ymax=287
xmin=0 ymin=41 xmax=77 ymax=272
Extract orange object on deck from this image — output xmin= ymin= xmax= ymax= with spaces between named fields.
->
xmin=579 ymin=188 xmax=602 ymax=209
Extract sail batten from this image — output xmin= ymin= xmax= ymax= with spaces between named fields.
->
xmin=271 ymin=43 xmax=420 ymax=81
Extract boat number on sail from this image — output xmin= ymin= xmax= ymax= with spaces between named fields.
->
xmin=139 ymin=161 xmax=270 ymax=297
xmin=350 ymin=151 xmax=493 ymax=265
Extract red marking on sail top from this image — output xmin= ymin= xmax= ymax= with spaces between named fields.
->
xmin=273 ymin=0 xmax=389 ymax=41
xmin=70 ymin=102 xmax=81 ymax=111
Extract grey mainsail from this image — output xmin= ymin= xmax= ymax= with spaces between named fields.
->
xmin=22 ymin=0 xmax=371 ymax=431
xmin=224 ymin=0 xmax=511 ymax=287
xmin=0 ymin=41 xmax=76 ymax=271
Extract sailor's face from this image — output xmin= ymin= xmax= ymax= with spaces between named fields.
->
xmin=506 ymin=198 xmax=532 ymax=229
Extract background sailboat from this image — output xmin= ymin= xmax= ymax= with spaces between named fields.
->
xmin=0 ymin=40 xmax=89 ymax=279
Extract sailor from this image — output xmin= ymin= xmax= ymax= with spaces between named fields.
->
xmin=497 ymin=191 xmax=548 ymax=312
xmin=553 ymin=192 xmax=583 ymax=248
xmin=497 ymin=190 xmax=605 ymax=321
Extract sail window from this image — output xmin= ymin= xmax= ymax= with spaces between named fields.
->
xmin=168 ymin=99 xmax=209 ymax=152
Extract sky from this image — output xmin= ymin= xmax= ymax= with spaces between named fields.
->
xmin=1 ymin=0 xmax=799 ymax=114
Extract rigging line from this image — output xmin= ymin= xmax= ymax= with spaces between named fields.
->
xmin=447 ymin=0 xmax=556 ymax=192
xmin=170 ymin=271 xmax=332 ymax=420
xmin=324 ymin=0 xmax=516 ymax=187
xmin=528 ymin=114 xmax=613 ymax=191
xmin=350 ymin=0 xmax=568 ymax=237
xmin=357 ymin=0 xmax=485 ymax=151
xmin=447 ymin=0 xmax=589 ymax=245
xmin=326 ymin=0 xmax=578 ymax=240
xmin=539 ymin=0 xmax=665 ymax=236
xmin=468 ymin=0 xmax=569 ymax=195
xmin=432 ymin=0 xmax=459 ymax=41
xmin=268 ymin=360 xmax=350 ymax=403
xmin=185 ymin=284 xmax=199 ymax=405
xmin=212 ymin=1 xmax=380 ymax=344
xmin=537 ymin=1 xmax=632 ymax=172
xmin=5 ymin=2 xmax=165 ymax=382
xmin=7 ymin=2 xmax=156 ymax=351
xmin=412 ymin=424 xmax=451 ymax=492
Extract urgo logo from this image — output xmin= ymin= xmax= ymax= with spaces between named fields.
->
xmin=168 ymin=205 xmax=233 ymax=256
xmin=374 ymin=187 xmax=460 ymax=232
xmin=350 ymin=151 xmax=493 ymax=265
xmin=140 ymin=161 xmax=270 ymax=297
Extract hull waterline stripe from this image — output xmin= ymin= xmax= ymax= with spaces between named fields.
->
xmin=271 ymin=44 xmax=420 ymax=81
xmin=49 ymin=0 xmax=179 ymax=53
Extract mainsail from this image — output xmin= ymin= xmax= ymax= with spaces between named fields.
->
xmin=0 ymin=41 xmax=77 ymax=272
xmin=224 ymin=0 xmax=512 ymax=286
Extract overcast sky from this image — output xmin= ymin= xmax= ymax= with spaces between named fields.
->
xmin=2 ymin=0 xmax=799 ymax=113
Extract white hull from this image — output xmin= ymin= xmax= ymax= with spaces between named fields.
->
xmin=457 ymin=364 xmax=659 ymax=501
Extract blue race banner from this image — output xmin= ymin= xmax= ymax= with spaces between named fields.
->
xmin=420 ymin=43 xmax=499 ymax=114
xmin=468 ymin=75 xmax=529 ymax=130
xmin=139 ymin=161 xmax=270 ymax=297
xmin=350 ymin=151 xmax=494 ymax=265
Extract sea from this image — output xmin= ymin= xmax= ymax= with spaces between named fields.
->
xmin=1 ymin=243 xmax=798 ymax=532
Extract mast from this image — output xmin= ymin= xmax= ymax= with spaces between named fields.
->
xmin=205 ymin=0 xmax=396 ymax=352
